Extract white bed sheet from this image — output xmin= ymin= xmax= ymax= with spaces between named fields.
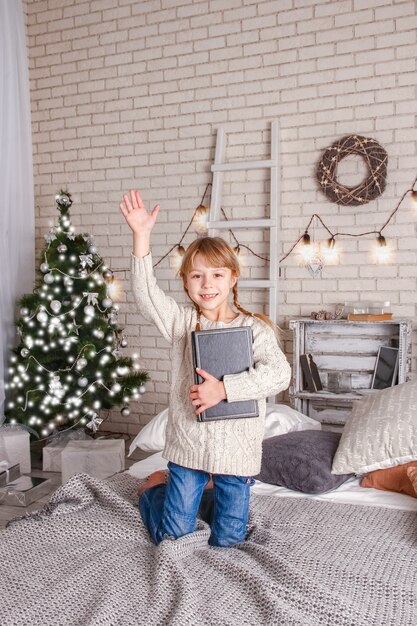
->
xmin=128 ymin=451 xmax=417 ymax=512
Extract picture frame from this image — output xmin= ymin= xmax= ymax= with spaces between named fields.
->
xmin=371 ymin=346 xmax=399 ymax=390
xmin=300 ymin=353 xmax=323 ymax=392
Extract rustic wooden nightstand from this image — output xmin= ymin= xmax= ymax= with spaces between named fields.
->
xmin=289 ymin=318 xmax=412 ymax=431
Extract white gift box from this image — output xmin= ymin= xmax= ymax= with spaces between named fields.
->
xmin=42 ymin=432 xmax=91 ymax=472
xmin=0 ymin=428 xmax=31 ymax=474
xmin=61 ymin=439 xmax=125 ymax=483
xmin=42 ymin=441 xmax=67 ymax=472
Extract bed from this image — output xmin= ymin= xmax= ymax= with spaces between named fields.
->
xmin=1 ymin=384 xmax=417 ymax=626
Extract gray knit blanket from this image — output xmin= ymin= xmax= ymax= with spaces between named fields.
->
xmin=0 ymin=472 xmax=416 ymax=626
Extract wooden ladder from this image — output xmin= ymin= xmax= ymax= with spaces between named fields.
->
xmin=207 ymin=121 xmax=280 ymax=323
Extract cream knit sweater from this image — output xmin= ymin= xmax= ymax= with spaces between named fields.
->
xmin=131 ymin=253 xmax=291 ymax=476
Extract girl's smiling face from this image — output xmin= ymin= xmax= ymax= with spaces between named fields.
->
xmin=184 ymin=252 xmax=237 ymax=321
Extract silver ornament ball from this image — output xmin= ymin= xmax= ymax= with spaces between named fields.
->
xmin=84 ymin=305 xmax=95 ymax=317
xmin=111 ymin=383 xmax=122 ymax=393
xmin=50 ymin=300 xmax=62 ymax=313
xmin=103 ymin=269 xmax=114 ymax=282
xmin=78 ymin=377 xmax=88 ymax=387
xmin=88 ymin=245 xmax=97 ymax=254
xmin=57 ymin=244 xmax=67 ymax=253
xmin=95 ymin=329 xmax=105 ymax=339
xmin=20 ymin=348 xmax=29 ymax=358
xmin=55 ymin=193 xmax=72 ymax=208
xmin=40 ymin=262 xmax=49 ymax=273
xmin=76 ymin=357 xmax=88 ymax=370
xmin=44 ymin=273 xmax=54 ymax=284
xmin=139 ymin=385 xmax=146 ymax=394
xmin=20 ymin=307 xmax=29 ymax=317
xmin=102 ymin=297 xmax=113 ymax=309
xmin=121 ymin=406 xmax=130 ymax=417
xmin=120 ymin=337 xmax=128 ymax=348
xmin=36 ymin=310 xmax=48 ymax=323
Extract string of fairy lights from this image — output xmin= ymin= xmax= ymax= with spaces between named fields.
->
xmin=151 ymin=175 xmax=417 ymax=273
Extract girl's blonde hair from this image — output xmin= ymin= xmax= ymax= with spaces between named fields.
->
xmin=179 ymin=237 xmax=281 ymax=340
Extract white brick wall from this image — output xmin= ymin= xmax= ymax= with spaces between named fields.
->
xmin=24 ymin=0 xmax=417 ymax=434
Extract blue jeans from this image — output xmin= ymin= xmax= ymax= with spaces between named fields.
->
xmin=138 ymin=461 xmax=254 ymax=548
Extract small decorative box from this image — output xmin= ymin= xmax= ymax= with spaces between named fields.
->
xmin=0 ymin=476 xmax=52 ymax=507
xmin=0 ymin=428 xmax=31 ymax=474
xmin=61 ymin=439 xmax=125 ymax=483
xmin=0 ymin=462 xmax=21 ymax=488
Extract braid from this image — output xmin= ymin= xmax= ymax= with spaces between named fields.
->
xmin=195 ymin=306 xmax=201 ymax=331
xmin=232 ymin=284 xmax=254 ymax=319
xmin=233 ymin=284 xmax=284 ymax=345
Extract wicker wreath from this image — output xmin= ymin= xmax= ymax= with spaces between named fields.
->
xmin=316 ymin=135 xmax=388 ymax=206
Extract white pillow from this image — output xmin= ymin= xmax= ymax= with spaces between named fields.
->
xmin=263 ymin=403 xmax=321 ymax=439
xmin=128 ymin=408 xmax=168 ymax=455
xmin=128 ymin=404 xmax=320 ymax=456
xmin=332 ymin=380 xmax=417 ymax=475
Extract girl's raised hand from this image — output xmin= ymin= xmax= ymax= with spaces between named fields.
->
xmin=119 ymin=190 xmax=160 ymax=235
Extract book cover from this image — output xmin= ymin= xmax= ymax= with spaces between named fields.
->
xmin=307 ymin=354 xmax=323 ymax=391
xmin=347 ymin=313 xmax=393 ymax=322
xmin=191 ymin=326 xmax=259 ymax=422
xmin=300 ymin=354 xmax=316 ymax=392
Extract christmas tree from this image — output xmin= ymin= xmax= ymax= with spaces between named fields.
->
xmin=4 ymin=191 xmax=148 ymax=438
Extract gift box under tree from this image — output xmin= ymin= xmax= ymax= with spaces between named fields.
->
xmin=61 ymin=439 xmax=125 ymax=483
xmin=0 ymin=462 xmax=21 ymax=488
xmin=42 ymin=431 xmax=91 ymax=472
xmin=0 ymin=427 xmax=31 ymax=474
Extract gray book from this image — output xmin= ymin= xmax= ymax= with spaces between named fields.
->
xmin=191 ymin=326 xmax=259 ymax=422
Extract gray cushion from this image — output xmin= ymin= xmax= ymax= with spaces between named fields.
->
xmin=256 ymin=430 xmax=353 ymax=494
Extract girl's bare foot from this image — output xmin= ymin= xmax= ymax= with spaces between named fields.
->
xmin=137 ymin=470 xmax=168 ymax=496
xmin=137 ymin=471 xmax=214 ymax=496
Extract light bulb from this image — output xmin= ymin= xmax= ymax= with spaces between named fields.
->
xmin=192 ymin=204 xmax=209 ymax=233
xmin=302 ymin=231 xmax=311 ymax=246
xmin=410 ymin=190 xmax=417 ymax=209
xmin=372 ymin=236 xmax=392 ymax=264
xmin=170 ymin=245 xmax=186 ymax=270
xmin=377 ymin=233 xmax=386 ymax=247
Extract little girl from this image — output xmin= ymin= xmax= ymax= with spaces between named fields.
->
xmin=119 ymin=189 xmax=291 ymax=548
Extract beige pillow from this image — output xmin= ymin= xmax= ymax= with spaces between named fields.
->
xmin=332 ymin=380 xmax=417 ymax=475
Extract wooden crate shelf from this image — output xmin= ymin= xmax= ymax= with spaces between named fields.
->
xmin=289 ymin=318 xmax=412 ymax=429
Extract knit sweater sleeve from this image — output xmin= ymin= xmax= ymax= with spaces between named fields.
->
xmin=131 ymin=252 xmax=188 ymax=344
xmin=222 ymin=321 xmax=291 ymax=402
